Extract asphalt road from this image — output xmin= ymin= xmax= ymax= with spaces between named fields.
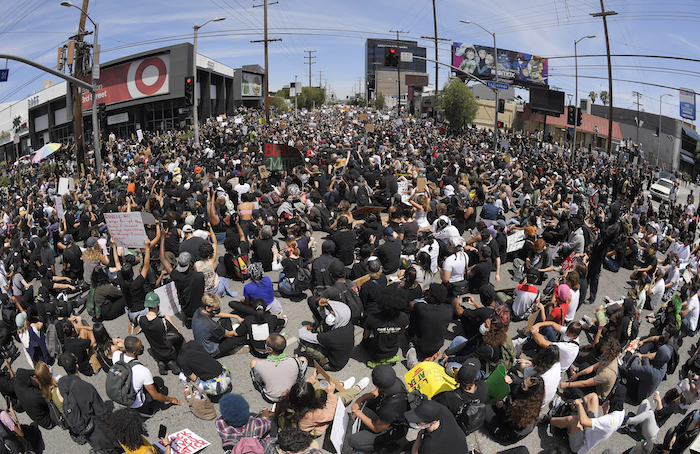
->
xmin=11 ymin=181 xmax=700 ymax=454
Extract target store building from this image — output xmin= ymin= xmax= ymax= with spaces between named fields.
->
xmin=25 ymin=42 xmax=264 ymax=150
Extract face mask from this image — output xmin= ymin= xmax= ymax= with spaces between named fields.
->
xmin=409 ymin=422 xmax=430 ymax=430
xmin=479 ymin=323 xmax=488 ymax=336
xmin=210 ymin=307 xmax=221 ymax=316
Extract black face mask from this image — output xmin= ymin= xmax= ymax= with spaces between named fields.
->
xmin=210 ymin=307 xmax=221 ymax=316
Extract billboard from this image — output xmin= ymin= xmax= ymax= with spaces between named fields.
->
xmin=451 ymin=43 xmax=548 ymax=87
xmin=241 ymin=72 xmax=262 ymax=97
xmin=530 ymin=86 xmax=565 ymax=115
xmin=680 ymin=88 xmax=696 ymax=121
xmin=82 ymin=53 xmax=170 ymax=110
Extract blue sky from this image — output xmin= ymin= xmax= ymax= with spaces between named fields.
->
xmin=0 ymin=0 xmax=697 ymax=122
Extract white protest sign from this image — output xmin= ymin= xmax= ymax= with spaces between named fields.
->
xmin=136 ymin=129 xmax=143 ymax=142
xmin=395 ymin=119 xmax=403 ymax=126
xmin=154 ymin=429 xmax=209 ymax=454
xmin=234 ymin=117 xmax=243 ymax=124
xmin=103 ymin=212 xmax=147 ymax=248
xmin=330 ymin=392 xmax=350 ymax=454
xmin=397 ymin=181 xmax=410 ymax=203
xmin=68 ymin=178 xmax=76 ymax=192
xmin=216 ymin=116 xmax=223 ymax=122
xmin=382 ymin=115 xmax=390 ymax=121
xmin=54 ymin=197 xmax=64 ymax=219
xmin=154 ymin=282 xmax=180 ymax=316
xmin=58 ymin=178 xmax=70 ymax=195
xmin=507 ymin=229 xmax=525 ymax=253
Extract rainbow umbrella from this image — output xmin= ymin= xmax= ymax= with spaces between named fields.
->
xmin=31 ymin=143 xmax=62 ymax=163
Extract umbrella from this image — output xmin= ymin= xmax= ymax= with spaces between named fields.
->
xmin=404 ymin=361 xmax=457 ymax=398
xmin=31 ymin=143 xmax=62 ymax=163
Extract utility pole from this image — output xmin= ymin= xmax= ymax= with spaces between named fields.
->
xmin=318 ymin=71 xmax=324 ymax=88
xmin=70 ymin=0 xmax=89 ymax=175
xmin=252 ymin=0 xmax=279 ymax=123
xmin=420 ymin=0 xmax=450 ymax=95
xmin=632 ymin=91 xmax=643 ymax=144
xmin=591 ymin=1 xmax=617 ymax=157
xmin=390 ymin=29 xmax=408 ymax=112
xmin=304 ymin=50 xmax=316 ymax=88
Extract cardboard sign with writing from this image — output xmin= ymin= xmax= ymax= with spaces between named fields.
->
xmin=263 ymin=143 xmax=304 ymax=171
xmin=154 ymin=282 xmax=181 ymax=316
xmin=136 ymin=129 xmax=143 ymax=142
xmin=234 ymin=117 xmax=243 ymax=124
xmin=506 ymin=229 xmax=526 ymax=253
xmin=154 ymin=429 xmax=210 ymax=454
xmin=416 ymin=177 xmax=426 ymax=193
xmin=359 ymin=113 xmax=367 ymax=121
xmin=259 ymin=165 xmax=269 ymax=179
xmin=54 ymin=197 xmax=64 ymax=220
xmin=330 ymin=389 xmax=350 ymax=454
xmin=561 ymin=252 xmax=578 ymax=276
xmin=104 ymin=212 xmax=147 ymax=248
xmin=365 ymin=124 xmax=374 ymax=133
xmin=397 ymin=182 xmax=410 ymax=203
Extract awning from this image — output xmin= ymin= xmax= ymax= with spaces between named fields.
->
xmin=681 ymin=153 xmax=695 ymax=164
xmin=683 ymin=126 xmax=700 ymax=143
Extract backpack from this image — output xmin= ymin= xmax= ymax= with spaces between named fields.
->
xmin=85 ymin=287 xmax=99 ymax=318
xmin=582 ymin=224 xmax=598 ymax=250
xmin=260 ymin=207 xmax=278 ymax=236
xmin=48 ymin=397 xmax=69 ymax=430
xmin=486 ymin=337 xmax=517 ymax=375
xmin=225 ymin=253 xmax=249 ymax=280
xmin=293 ymin=265 xmax=312 ymax=293
xmin=231 ymin=438 xmax=263 ymax=454
xmin=454 ymin=390 xmax=486 ymax=434
xmin=62 ymin=380 xmax=95 ymax=439
xmin=492 ymin=302 xmax=511 ymax=330
xmin=0 ymin=419 xmax=23 ymax=454
xmin=620 ymin=216 xmax=633 ymax=236
xmin=355 ymin=185 xmax=370 ymax=206
xmin=225 ymin=198 xmax=237 ymax=217
xmin=315 ymin=203 xmax=334 ymax=232
xmin=105 ymin=354 xmax=140 ymax=407
xmin=334 ymin=281 xmax=363 ymax=324
xmin=406 ymin=389 xmax=427 ymax=411
xmin=666 ymin=340 xmax=680 ymax=376
xmin=45 ymin=321 xmax=63 ymax=360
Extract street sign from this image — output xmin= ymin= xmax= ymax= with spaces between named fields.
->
xmin=486 ymin=81 xmax=509 ymax=90
xmin=92 ymin=64 xmax=100 ymax=80
xmin=0 ymin=69 xmax=8 ymax=82
xmin=400 ymin=52 xmax=413 ymax=62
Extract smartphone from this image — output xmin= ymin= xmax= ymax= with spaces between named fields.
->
xmin=158 ymin=424 xmax=167 ymax=440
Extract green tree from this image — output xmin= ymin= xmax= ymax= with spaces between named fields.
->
xmin=297 ymin=87 xmax=325 ymax=110
xmin=269 ymin=97 xmax=288 ymax=112
xmin=374 ymin=91 xmax=386 ymax=110
xmin=600 ymin=90 xmax=609 ymax=106
xmin=589 ymin=91 xmax=597 ymax=104
xmin=276 ymin=88 xmax=290 ymax=98
xmin=440 ymin=79 xmax=479 ymax=131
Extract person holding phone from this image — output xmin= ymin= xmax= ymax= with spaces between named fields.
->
xmin=111 ymin=408 xmax=172 ymax=454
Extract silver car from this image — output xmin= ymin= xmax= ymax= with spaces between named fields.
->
xmin=650 ymin=178 xmax=674 ymax=201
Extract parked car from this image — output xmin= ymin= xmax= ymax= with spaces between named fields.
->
xmin=650 ymin=178 xmax=674 ymax=201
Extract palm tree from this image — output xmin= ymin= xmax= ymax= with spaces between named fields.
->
xmin=600 ymin=91 xmax=609 ymax=106
xmin=589 ymin=91 xmax=597 ymax=104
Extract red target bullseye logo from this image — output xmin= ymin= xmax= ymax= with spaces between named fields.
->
xmin=134 ymin=57 xmax=167 ymax=95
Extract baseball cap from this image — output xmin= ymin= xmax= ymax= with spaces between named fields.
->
xmin=85 ymin=237 xmax=98 ymax=247
xmin=185 ymin=215 xmax=196 ymax=226
xmin=405 ymin=399 xmax=443 ymax=424
xmin=372 ymin=365 xmax=403 ymax=394
xmin=176 ymin=252 xmax=192 ymax=272
xmin=556 ymin=284 xmax=571 ymax=302
xmin=496 ymin=219 xmax=507 ymax=230
xmin=15 ymin=312 xmax=26 ymax=328
xmin=383 ymin=226 xmax=395 ymax=240
xmin=449 ymin=236 xmax=466 ymax=248
xmin=144 ymin=292 xmax=160 ymax=308
xmin=182 ymin=224 xmax=194 ymax=233
xmin=62 ymin=234 xmax=73 ymax=245
xmin=329 ymin=261 xmax=346 ymax=278
xmin=456 ymin=358 xmax=481 ymax=384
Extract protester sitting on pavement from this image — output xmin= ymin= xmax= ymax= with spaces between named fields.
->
xmin=406 ymin=284 xmax=453 ymax=367
xmin=13 ymin=364 xmax=54 ymax=429
xmin=482 ymin=375 xmax=545 ymax=445
xmin=111 ymin=407 xmax=173 ymax=454
xmin=516 ymin=344 xmax=561 ymax=408
xmin=92 ymin=321 xmax=124 ymax=372
xmin=619 ymin=339 xmax=673 ymax=405
xmin=362 ymin=289 xmax=409 ymax=368
xmin=137 ymin=292 xmax=183 ymax=376
xmin=298 ymin=299 xmax=354 ymax=371
xmin=622 ymin=388 xmax=689 ymax=442
xmin=433 ymin=357 xmax=488 ymax=435
xmin=166 ymin=333 xmax=231 ymax=397
xmin=214 ymin=393 xmax=271 ymax=452
xmin=404 ymin=398 xmax=469 ymax=454
xmin=560 ymin=337 xmax=622 ymax=407
xmin=116 ymin=238 xmax=152 ymax=335
xmin=278 ymin=239 xmax=304 ymax=297
xmin=192 ymin=294 xmax=246 ymax=358
xmin=111 ymin=335 xmax=183 ymax=417
xmin=196 ymin=225 xmax=236 ymax=297
xmin=250 ymin=333 xmax=308 ymax=403
xmin=230 ymin=298 xmax=285 ymax=357
xmin=230 ymin=262 xmax=283 ymax=317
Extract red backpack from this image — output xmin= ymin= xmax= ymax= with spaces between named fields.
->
xmin=492 ymin=302 xmax=511 ymax=330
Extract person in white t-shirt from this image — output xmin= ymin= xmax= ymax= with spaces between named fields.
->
xmin=518 ymin=344 xmax=561 ymax=408
xmin=520 ymin=320 xmax=582 ymax=373
xmin=418 ymin=233 xmax=440 ymax=274
xmin=549 ymin=392 xmax=625 ymax=454
xmin=565 ymin=270 xmax=581 ymax=323
xmin=647 ymin=268 xmax=666 ymax=311
xmin=440 ymin=236 xmax=468 ymax=284
xmin=682 ymin=285 xmax=700 ymax=336
xmin=114 ymin=336 xmax=183 ymax=417
xmin=512 ymin=269 xmax=541 ymax=318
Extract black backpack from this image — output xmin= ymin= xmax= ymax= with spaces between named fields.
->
xmin=293 ymin=265 xmax=312 ymax=293
xmin=453 ymin=390 xmax=486 ymax=434
xmin=315 ymin=203 xmax=334 ymax=232
xmin=356 ymin=185 xmax=370 ymax=206
xmin=0 ymin=420 xmax=22 ymax=454
xmin=62 ymin=380 xmax=95 ymax=442
xmin=333 ymin=281 xmax=364 ymax=324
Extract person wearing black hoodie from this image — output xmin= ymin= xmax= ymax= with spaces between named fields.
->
xmin=57 ymin=352 xmax=122 ymax=453
xmin=587 ymin=203 xmax=620 ymax=304
xmin=13 ymin=368 xmax=53 ymax=429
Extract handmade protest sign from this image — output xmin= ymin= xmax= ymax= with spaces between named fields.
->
xmin=263 ymin=143 xmax=304 ymax=171
xmin=154 ymin=282 xmax=180 ymax=316
xmin=154 ymin=429 xmax=210 ymax=454
xmin=54 ymin=197 xmax=64 ymax=219
xmin=104 ymin=212 xmax=147 ymax=248
xmin=58 ymin=178 xmax=70 ymax=195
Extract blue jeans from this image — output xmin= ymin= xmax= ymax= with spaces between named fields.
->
xmin=215 ymin=232 xmax=226 ymax=243
xmin=441 ymin=336 xmax=489 ymax=380
xmin=126 ymin=307 xmax=149 ymax=324
xmin=278 ymin=271 xmax=302 ymax=296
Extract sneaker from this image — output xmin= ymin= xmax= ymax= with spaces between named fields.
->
xmin=131 ymin=323 xmax=142 ymax=335
xmin=167 ymin=360 xmax=181 ymax=375
xmin=157 ymin=361 xmax=168 ymax=376
xmin=406 ymin=347 xmax=418 ymax=369
xmin=583 ymin=314 xmax=596 ymax=326
xmin=280 ymin=315 xmax=289 ymax=329
xmin=231 ymin=345 xmax=250 ymax=355
xmin=341 ymin=377 xmax=356 ymax=390
xmin=356 ymin=377 xmax=371 ymax=392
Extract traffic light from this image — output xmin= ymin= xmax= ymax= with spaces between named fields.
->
xmin=98 ymin=103 xmax=106 ymax=123
xmin=576 ymin=107 xmax=583 ymax=126
xmin=498 ymin=99 xmax=505 ymax=113
xmin=567 ymin=106 xmax=575 ymax=125
xmin=184 ymin=76 xmax=194 ymax=106
xmin=385 ymin=47 xmax=398 ymax=67
xmin=497 ymin=121 xmax=504 ymax=128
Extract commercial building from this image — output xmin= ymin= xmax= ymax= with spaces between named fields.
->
xmin=0 ymin=42 xmax=264 ymax=162
xmin=365 ymin=38 xmax=428 ymax=109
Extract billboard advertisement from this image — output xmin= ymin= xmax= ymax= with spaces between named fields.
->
xmin=680 ymin=88 xmax=696 ymax=121
xmin=82 ymin=53 xmax=170 ymax=110
xmin=451 ymin=43 xmax=548 ymax=87
xmin=241 ymin=72 xmax=262 ymax=97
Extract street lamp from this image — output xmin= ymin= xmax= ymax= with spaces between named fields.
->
xmin=461 ymin=20 xmax=498 ymax=154
xmin=192 ymin=17 xmax=226 ymax=148
xmin=658 ymin=93 xmax=673 ymax=163
xmin=574 ymin=35 xmax=596 ymax=152
xmin=61 ymin=0 xmax=102 ymax=173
